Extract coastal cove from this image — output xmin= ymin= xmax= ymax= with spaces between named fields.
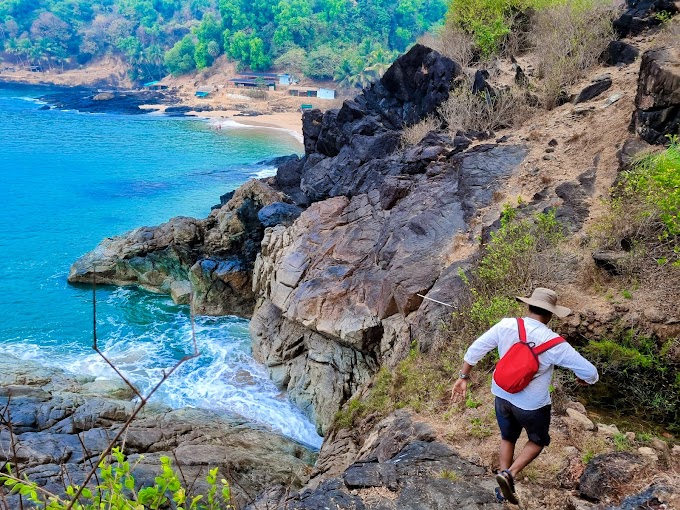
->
xmin=0 ymin=84 xmax=323 ymax=448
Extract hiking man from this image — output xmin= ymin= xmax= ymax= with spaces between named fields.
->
xmin=450 ymin=288 xmax=599 ymax=504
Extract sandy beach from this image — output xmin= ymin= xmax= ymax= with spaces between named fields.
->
xmin=139 ymin=104 xmax=304 ymax=142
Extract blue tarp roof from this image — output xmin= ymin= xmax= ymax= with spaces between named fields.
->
xmin=143 ymin=81 xmax=160 ymax=87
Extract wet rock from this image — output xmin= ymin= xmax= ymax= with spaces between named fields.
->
xmin=170 ymin=279 xmax=192 ymax=304
xmin=572 ymin=74 xmax=612 ymax=104
xmin=93 ymin=92 xmax=115 ymax=101
xmin=69 ymin=180 xmax=286 ymax=316
xmin=603 ymin=41 xmax=640 ymax=66
xmin=579 ymin=452 xmax=645 ymax=500
xmin=634 ymin=47 xmax=680 ymax=145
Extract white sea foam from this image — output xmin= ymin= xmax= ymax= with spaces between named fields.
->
xmin=251 ymin=165 xmax=278 ymax=179
xmin=207 ymin=117 xmax=304 ymax=144
xmin=4 ymin=289 xmax=322 ymax=449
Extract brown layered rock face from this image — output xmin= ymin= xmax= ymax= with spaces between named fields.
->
xmin=68 ymin=180 xmax=287 ymax=316
xmin=252 ymin=141 xmax=528 ymax=434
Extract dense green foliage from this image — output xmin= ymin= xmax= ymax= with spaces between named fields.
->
xmin=623 ymin=137 xmax=680 ymax=238
xmin=0 ymin=0 xmax=446 ymax=83
xmin=2 ymin=448 xmax=234 ymax=509
xmin=582 ymin=332 xmax=679 ymax=432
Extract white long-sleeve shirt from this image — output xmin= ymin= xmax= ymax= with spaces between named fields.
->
xmin=463 ymin=317 xmax=599 ymax=410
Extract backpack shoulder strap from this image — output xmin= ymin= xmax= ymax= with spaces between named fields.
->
xmin=517 ymin=318 xmax=527 ymax=343
xmin=533 ymin=336 xmax=566 ymax=354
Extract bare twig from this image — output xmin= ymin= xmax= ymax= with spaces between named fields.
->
xmin=63 ymin=274 xmax=201 ymax=510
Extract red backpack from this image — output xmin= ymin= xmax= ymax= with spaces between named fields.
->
xmin=493 ymin=318 xmax=565 ymax=393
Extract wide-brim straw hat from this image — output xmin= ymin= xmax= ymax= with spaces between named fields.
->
xmin=516 ymin=287 xmax=571 ymax=318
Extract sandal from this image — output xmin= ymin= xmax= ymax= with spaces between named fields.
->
xmin=494 ymin=487 xmax=507 ymax=503
xmin=495 ymin=469 xmax=519 ymax=505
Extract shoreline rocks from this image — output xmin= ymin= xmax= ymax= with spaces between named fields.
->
xmin=0 ymin=355 xmax=316 ymax=507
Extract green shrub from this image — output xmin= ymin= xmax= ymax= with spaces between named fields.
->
xmin=582 ymin=330 xmax=679 ymax=431
xmin=1 ymin=448 xmax=233 ymax=509
xmin=623 ymin=137 xmax=680 ymax=238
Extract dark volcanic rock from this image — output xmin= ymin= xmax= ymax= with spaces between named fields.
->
xmin=39 ymin=89 xmax=175 ymax=115
xmin=69 ymin=180 xmax=287 ymax=315
xmin=633 ymin=47 xmax=680 ymax=145
xmin=613 ymin=0 xmax=679 ymax=37
xmin=572 ymin=74 xmax=612 ymax=104
xmin=604 ymin=483 xmax=677 ymax=509
xmin=603 ymin=40 xmax=640 ymax=66
xmin=258 ymin=202 xmax=304 ymax=227
xmin=247 ymin=414 xmax=501 ymax=510
xmin=296 ymin=45 xmax=462 ymax=203
xmin=579 ymin=452 xmax=645 ymax=501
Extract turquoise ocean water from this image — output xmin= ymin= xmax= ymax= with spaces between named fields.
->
xmin=0 ymin=85 xmax=322 ymax=448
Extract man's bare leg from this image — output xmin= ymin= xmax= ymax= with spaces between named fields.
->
xmin=499 ymin=439 xmax=516 ymax=471
xmin=508 ymin=440 xmax=544 ymax=477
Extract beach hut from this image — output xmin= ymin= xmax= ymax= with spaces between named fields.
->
xmin=143 ymin=81 xmax=168 ymax=90
xmin=318 ymin=88 xmax=336 ymax=100
xmin=195 ymin=86 xmax=214 ymax=97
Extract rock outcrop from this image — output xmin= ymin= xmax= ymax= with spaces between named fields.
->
xmin=252 ymin=139 xmax=528 ymax=434
xmin=633 ymin=47 xmax=680 ymax=145
xmin=69 ymin=179 xmax=288 ymax=315
xmin=0 ymin=355 xmax=316 ymax=508
xmin=246 ymin=411 xmax=501 ymax=510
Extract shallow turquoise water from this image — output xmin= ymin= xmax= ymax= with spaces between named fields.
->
xmin=0 ymin=85 xmax=322 ymax=447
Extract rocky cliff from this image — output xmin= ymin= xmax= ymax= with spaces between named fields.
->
xmin=65 ymin=26 xmax=680 ymax=508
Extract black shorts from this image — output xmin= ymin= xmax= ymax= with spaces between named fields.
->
xmin=495 ymin=397 xmax=552 ymax=447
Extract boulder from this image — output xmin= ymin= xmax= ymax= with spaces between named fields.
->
xmin=604 ymin=483 xmax=679 ymax=510
xmin=637 ymin=446 xmax=659 ymax=462
xmin=579 ymin=452 xmax=645 ymax=500
xmin=634 ymin=47 xmax=680 ymax=145
xmin=93 ymin=92 xmax=115 ymax=101
xmin=565 ymin=408 xmax=596 ymax=431
xmin=170 ymin=280 xmax=192 ymax=304
xmin=572 ymin=74 xmax=612 ymax=104
xmin=596 ymin=423 xmax=620 ymax=437
xmin=603 ymin=40 xmax=640 ymax=66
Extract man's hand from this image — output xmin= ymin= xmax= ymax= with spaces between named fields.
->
xmin=450 ymin=378 xmax=468 ymax=403
xmin=576 ymin=378 xmax=589 ymax=386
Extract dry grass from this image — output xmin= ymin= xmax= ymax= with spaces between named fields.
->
xmin=419 ymin=25 xmax=475 ymax=68
xmin=439 ymin=85 xmax=534 ymax=134
xmin=531 ymin=1 xmax=617 ymax=109
xmin=399 ymin=114 xmax=442 ymax=149
xmin=654 ymin=16 xmax=680 ymax=48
